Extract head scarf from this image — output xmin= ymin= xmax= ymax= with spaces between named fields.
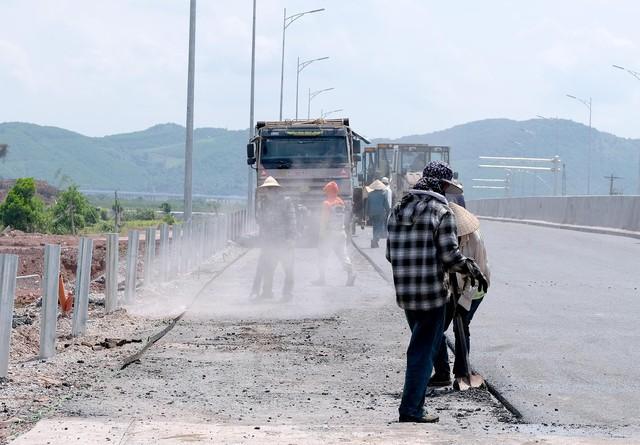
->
xmin=323 ymin=181 xmax=339 ymax=198
xmin=413 ymin=160 xmax=453 ymax=194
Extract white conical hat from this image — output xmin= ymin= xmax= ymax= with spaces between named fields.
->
xmin=449 ymin=202 xmax=480 ymax=236
xmin=258 ymin=176 xmax=281 ymax=188
xmin=366 ymin=179 xmax=386 ymax=193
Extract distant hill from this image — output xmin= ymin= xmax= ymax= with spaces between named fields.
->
xmin=0 ymin=119 xmax=638 ymax=198
xmin=375 ymin=118 xmax=640 ymax=197
xmin=0 ymin=122 xmax=249 ymax=196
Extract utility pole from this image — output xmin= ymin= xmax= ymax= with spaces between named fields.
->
xmin=551 ymin=155 xmax=561 ymax=196
xmin=113 ymin=191 xmax=122 ymax=233
xmin=247 ymin=0 xmax=257 ymax=216
xmin=184 ymin=0 xmax=196 ymax=223
xmin=562 ymin=163 xmax=567 ymax=196
xmin=605 ymin=173 xmax=622 ymax=195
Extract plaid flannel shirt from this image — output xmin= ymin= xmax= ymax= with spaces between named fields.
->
xmin=386 ymin=190 xmax=465 ymax=311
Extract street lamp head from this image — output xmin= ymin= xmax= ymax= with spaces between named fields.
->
xmin=307 ymin=8 xmax=325 ymax=14
xmin=566 ymin=94 xmax=577 ymax=99
xmin=612 ymin=64 xmax=625 ymax=70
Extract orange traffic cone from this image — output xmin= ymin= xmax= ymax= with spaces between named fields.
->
xmin=58 ymin=274 xmax=73 ymax=314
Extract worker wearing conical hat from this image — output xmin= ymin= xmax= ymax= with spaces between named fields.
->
xmin=365 ymin=179 xmax=390 ymax=248
xmin=251 ymin=176 xmax=297 ymax=301
xmin=430 ymin=203 xmax=491 ymax=390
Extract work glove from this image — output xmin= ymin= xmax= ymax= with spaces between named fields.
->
xmin=462 ymin=259 xmax=489 ymax=294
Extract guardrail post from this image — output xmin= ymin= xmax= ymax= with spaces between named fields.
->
xmin=206 ymin=219 xmax=214 ymax=257
xmin=242 ymin=209 xmax=247 ymax=236
xmin=183 ymin=220 xmax=192 ymax=272
xmin=213 ymin=217 xmax=220 ymax=252
xmin=193 ymin=221 xmax=203 ymax=268
xmin=175 ymin=223 xmax=183 ymax=274
xmin=105 ymin=233 xmax=119 ymax=313
xmin=124 ymin=230 xmax=139 ymax=304
xmin=143 ymin=227 xmax=156 ymax=286
xmin=159 ymin=223 xmax=169 ymax=282
xmin=40 ymin=244 xmax=60 ymax=359
xmin=173 ymin=223 xmax=182 ymax=276
xmin=0 ymin=254 xmax=18 ymax=379
xmin=72 ymin=238 xmax=93 ymax=337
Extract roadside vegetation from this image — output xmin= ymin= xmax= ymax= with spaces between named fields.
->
xmin=0 ymin=177 xmax=232 ymax=236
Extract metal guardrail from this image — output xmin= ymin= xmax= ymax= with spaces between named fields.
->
xmin=0 ymin=209 xmax=253 ymax=377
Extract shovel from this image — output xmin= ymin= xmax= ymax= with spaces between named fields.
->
xmin=449 ymin=272 xmax=485 ymax=390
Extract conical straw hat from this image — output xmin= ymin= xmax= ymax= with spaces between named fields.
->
xmin=366 ymin=179 xmax=386 ymax=193
xmin=258 ymin=176 xmax=281 ymax=188
xmin=449 ymin=202 xmax=480 ymax=236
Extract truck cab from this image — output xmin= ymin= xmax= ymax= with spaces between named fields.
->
xmin=247 ymin=119 xmax=367 ymax=243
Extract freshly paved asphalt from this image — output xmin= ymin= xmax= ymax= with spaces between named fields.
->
xmin=352 ymin=220 xmax=640 ymax=430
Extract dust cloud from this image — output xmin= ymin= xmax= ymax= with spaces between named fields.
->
xmin=126 ymin=225 xmax=388 ymax=322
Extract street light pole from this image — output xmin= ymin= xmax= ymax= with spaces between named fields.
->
xmin=184 ymin=0 xmax=196 ymax=222
xmin=278 ymin=7 xmax=325 ymax=120
xmin=296 ymin=56 xmax=329 ymax=119
xmin=613 ymin=64 xmax=640 ymax=195
xmin=247 ymin=0 xmax=257 ymax=215
xmin=567 ymin=94 xmax=592 ymax=195
xmin=307 ymin=87 xmax=334 ymax=119
xmin=321 ymin=108 xmax=343 ymax=118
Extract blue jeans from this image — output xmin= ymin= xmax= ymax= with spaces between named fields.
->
xmin=433 ymin=297 xmax=483 ymax=378
xmin=399 ymin=305 xmax=446 ymax=418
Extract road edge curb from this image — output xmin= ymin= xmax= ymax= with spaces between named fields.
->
xmin=477 ymin=216 xmax=640 ymax=240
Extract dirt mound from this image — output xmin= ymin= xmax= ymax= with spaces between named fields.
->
xmin=0 ymin=179 xmax=59 ymax=204
xmin=0 ymin=232 xmax=122 ymax=305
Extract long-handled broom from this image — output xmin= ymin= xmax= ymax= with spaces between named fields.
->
xmin=449 ymin=272 xmax=485 ymax=390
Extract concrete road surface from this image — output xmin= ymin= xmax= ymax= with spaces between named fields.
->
xmin=13 ymin=247 xmax=524 ymax=444
xmin=353 ymin=220 xmax=640 ymax=431
xmin=11 ymin=226 xmax=639 ymax=443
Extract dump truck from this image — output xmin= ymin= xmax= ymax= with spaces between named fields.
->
xmin=247 ymin=118 xmax=369 ymax=243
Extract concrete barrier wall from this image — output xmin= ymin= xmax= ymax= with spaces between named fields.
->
xmin=467 ymin=196 xmax=640 ymax=232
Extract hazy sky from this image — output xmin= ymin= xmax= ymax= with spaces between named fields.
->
xmin=2 ymin=0 xmax=640 ymax=139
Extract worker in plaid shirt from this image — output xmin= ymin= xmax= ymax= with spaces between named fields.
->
xmin=386 ymin=160 xmax=488 ymax=423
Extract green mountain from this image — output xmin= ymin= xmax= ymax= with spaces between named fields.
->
xmin=0 ymin=119 xmax=637 ymax=198
xmin=376 ymin=118 xmax=640 ymax=197
xmin=0 ymin=122 xmax=249 ymax=196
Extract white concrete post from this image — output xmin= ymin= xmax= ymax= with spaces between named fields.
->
xmin=197 ymin=221 xmax=206 ymax=263
xmin=159 ymin=223 xmax=169 ymax=281
xmin=40 ymin=244 xmax=60 ymax=359
xmin=183 ymin=221 xmax=192 ymax=272
xmin=72 ymin=238 xmax=93 ymax=337
xmin=124 ymin=231 xmax=139 ymax=304
xmin=105 ymin=233 xmax=119 ymax=313
xmin=174 ymin=224 xmax=183 ymax=275
xmin=0 ymin=254 xmax=18 ymax=378
xmin=143 ymin=227 xmax=156 ymax=286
